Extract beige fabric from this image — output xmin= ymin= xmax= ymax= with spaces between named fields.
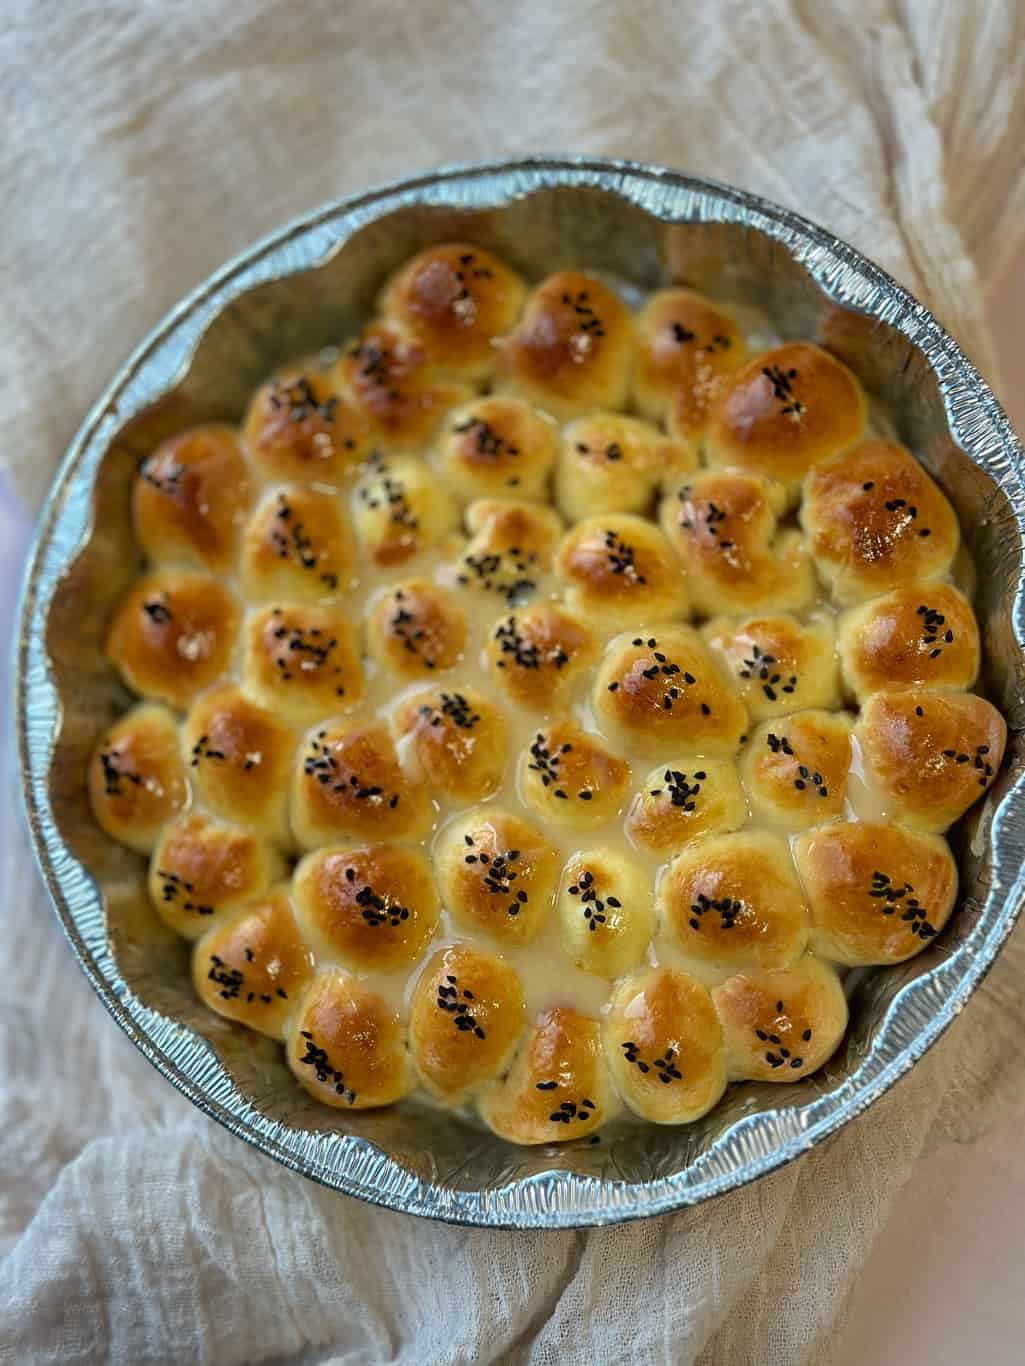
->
xmin=3 ymin=2 xmax=1025 ymax=1362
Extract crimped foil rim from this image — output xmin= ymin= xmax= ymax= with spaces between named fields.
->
xmin=14 ymin=156 xmax=1025 ymax=1228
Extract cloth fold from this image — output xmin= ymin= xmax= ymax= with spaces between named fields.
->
xmin=3 ymin=2 xmax=1025 ymax=1362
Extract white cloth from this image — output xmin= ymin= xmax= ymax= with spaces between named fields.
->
xmin=3 ymin=3 xmax=1025 ymax=1362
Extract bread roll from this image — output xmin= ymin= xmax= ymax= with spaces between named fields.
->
xmin=390 ymin=685 xmax=507 ymax=803
xmin=555 ymin=513 xmax=690 ymax=628
xmin=518 ymin=721 xmax=631 ymax=830
xmin=739 ymin=710 xmax=853 ymax=830
xmin=604 ymin=966 xmax=726 ymax=1123
xmin=88 ymin=703 xmax=187 ymax=853
xmin=191 ymin=886 xmax=314 ymax=1039
xmin=660 ymin=469 xmax=814 ymax=616
xmin=435 ymin=396 xmax=557 ymax=503
xmin=181 ymin=685 xmax=296 ymax=844
xmin=624 ymin=758 xmax=747 ymax=856
xmin=434 ymin=806 xmax=559 ymax=946
xmin=801 ymin=440 xmax=959 ymax=604
xmin=705 ymin=342 xmax=866 ymax=495
xmin=631 ymin=288 xmax=747 ymax=438
xmin=133 ymin=425 xmax=253 ymax=573
xmin=291 ymin=720 xmax=432 ymax=851
xmin=293 ymin=843 xmax=440 ymax=971
xmin=854 ymin=686 xmax=1005 ymax=831
xmin=554 ymin=413 xmax=694 ymax=522
xmin=107 ymin=571 xmax=239 ymax=710
xmin=711 ymin=956 xmax=847 ymax=1082
xmin=478 ymin=1007 xmax=618 ymax=1144
xmin=484 ymin=602 xmax=599 ymax=712
xmin=334 ymin=321 xmax=472 ymax=451
xmin=794 ymin=820 xmax=957 ymax=965
xmin=702 ymin=612 xmax=839 ymax=722
xmin=241 ymin=485 xmax=354 ymax=602
xmin=556 ymin=847 xmax=655 ymax=978
xmin=658 ymin=831 xmax=809 ymax=974
xmin=494 ymin=271 xmax=634 ymax=420
xmin=149 ymin=812 xmax=281 ymax=940
xmin=353 ymin=452 xmax=459 ymax=567
xmin=838 ymin=583 xmax=980 ymax=702
xmin=241 ymin=603 xmax=364 ymax=724
xmin=285 ymin=970 xmax=413 ymax=1109
xmin=378 ymin=242 xmax=527 ymax=381
xmin=409 ymin=943 xmax=526 ymax=1103
xmin=242 ymin=370 xmax=371 ymax=485
xmin=366 ymin=579 xmax=467 ymax=679
xmin=451 ymin=498 xmax=563 ymax=605
xmin=592 ymin=625 xmax=748 ymax=757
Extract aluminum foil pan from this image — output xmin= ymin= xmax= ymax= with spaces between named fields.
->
xmin=16 ymin=157 xmax=1025 ymax=1228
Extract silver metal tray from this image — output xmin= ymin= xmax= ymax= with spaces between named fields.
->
xmin=16 ymin=157 xmax=1025 ymax=1228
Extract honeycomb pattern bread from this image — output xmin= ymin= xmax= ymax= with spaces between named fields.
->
xmin=494 ymin=270 xmax=635 ymax=420
xmin=435 ymin=396 xmax=557 ymax=503
xmin=604 ymin=966 xmax=727 ymax=1123
xmin=133 ymin=425 xmax=253 ymax=573
xmin=90 ymin=240 xmax=1006 ymax=1144
xmin=409 ymin=943 xmax=526 ymax=1104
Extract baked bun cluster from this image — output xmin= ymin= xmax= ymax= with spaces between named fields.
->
xmin=93 ymin=241 xmax=1004 ymax=1145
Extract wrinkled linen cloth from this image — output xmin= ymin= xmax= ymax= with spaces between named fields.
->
xmin=3 ymin=2 xmax=1025 ymax=1362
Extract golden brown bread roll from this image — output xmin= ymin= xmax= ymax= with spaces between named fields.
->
xmin=705 ymin=342 xmax=866 ymax=495
xmin=353 ymin=452 xmax=459 ymax=567
xmin=107 ymin=571 xmax=240 ymax=710
xmin=241 ymin=370 xmax=372 ymax=485
xmin=518 ymin=720 xmax=631 ymax=830
xmin=660 ymin=469 xmax=814 ymax=617
xmin=435 ymin=396 xmax=557 ymax=503
xmin=181 ymin=685 xmax=296 ymax=844
xmin=794 ymin=820 xmax=957 ymax=965
xmin=241 ymin=603 xmax=364 ymax=724
xmin=240 ymin=485 xmax=354 ymax=602
xmin=739 ymin=710 xmax=853 ymax=830
xmin=435 ymin=806 xmax=560 ymax=946
xmin=451 ymin=498 xmax=563 ymax=605
xmin=191 ymin=886 xmax=314 ymax=1039
xmin=149 ymin=812 xmax=281 ymax=940
xmin=556 ymin=847 xmax=655 ymax=978
xmin=366 ymin=579 xmax=467 ymax=679
xmin=291 ymin=720 xmax=432 ymax=851
xmin=801 ymin=440 xmax=959 ymax=604
xmin=702 ymin=613 xmax=839 ymax=722
xmin=133 ymin=425 xmax=253 ymax=573
xmin=554 ymin=513 xmax=690 ymax=628
xmin=409 ymin=943 xmax=526 ymax=1104
xmin=494 ymin=271 xmax=635 ymax=421
xmin=390 ymin=685 xmax=508 ymax=803
xmin=712 ymin=956 xmax=848 ymax=1082
xmin=658 ymin=831 xmax=809 ymax=974
xmin=484 ymin=602 xmax=599 ymax=712
xmin=631 ymin=288 xmax=747 ymax=438
xmin=378 ymin=242 xmax=527 ymax=381
xmin=293 ymin=843 xmax=440 ymax=972
xmin=554 ymin=413 xmax=695 ymax=522
xmin=854 ymin=687 xmax=1006 ymax=831
xmin=285 ymin=970 xmax=413 ymax=1109
xmin=624 ymin=758 xmax=747 ymax=856
xmin=88 ymin=703 xmax=188 ymax=853
xmin=604 ymin=966 xmax=727 ymax=1123
xmin=838 ymin=582 xmax=980 ymax=702
xmin=592 ymin=626 xmax=748 ymax=757
xmin=334 ymin=321 xmax=472 ymax=451
xmin=477 ymin=1006 xmax=619 ymax=1144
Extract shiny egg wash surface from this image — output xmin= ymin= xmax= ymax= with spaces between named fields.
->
xmin=91 ymin=243 xmax=1006 ymax=1145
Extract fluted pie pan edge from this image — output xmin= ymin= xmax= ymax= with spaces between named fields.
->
xmin=16 ymin=156 xmax=1025 ymax=1227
